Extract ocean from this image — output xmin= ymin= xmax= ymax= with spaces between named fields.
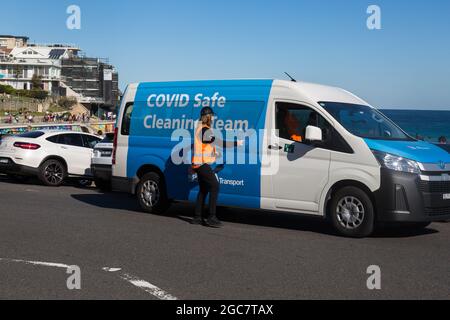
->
xmin=381 ymin=109 xmax=450 ymax=143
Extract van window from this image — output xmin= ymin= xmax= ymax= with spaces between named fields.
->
xmin=319 ymin=102 xmax=413 ymax=141
xmin=121 ymin=102 xmax=134 ymax=136
xmin=275 ymin=102 xmax=353 ymax=153
xmin=276 ymin=103 xmax=330 ymax=143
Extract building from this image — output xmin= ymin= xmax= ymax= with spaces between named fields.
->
xmin=0 ymin=35 xmax=28 ymax=50
xmin=0 ymin=44 xmax=80 ymax=92
xmin=0 ymin=35 xmax=119 ymax=114
xmin=60 ymin=57 xmax=119 ymax=107
xmin=0 ymin=35 xmax=29 ymax=78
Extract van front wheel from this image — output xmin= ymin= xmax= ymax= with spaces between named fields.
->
xmin=329 ymin=186 xmax=375 ymax=238
xmin=137 ymin=172 xmax=169 ymax=214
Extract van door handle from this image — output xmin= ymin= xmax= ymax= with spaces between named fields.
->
xmin=60 ymin=146 xmax=68 ymax=150
xmin=268 ymin=144 xmax=282 ymax=150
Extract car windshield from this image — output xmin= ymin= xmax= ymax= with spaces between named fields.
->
xmin=101 ymin=133 xmax=114 ymax=143
xmin=319 ymin=102 xmax=413 ymax=141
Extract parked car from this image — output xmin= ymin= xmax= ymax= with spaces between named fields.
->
xmin=0 ymin=130 xmax=101 ymax=186
xmin=91 ymin=132 xmax=114 ymax=190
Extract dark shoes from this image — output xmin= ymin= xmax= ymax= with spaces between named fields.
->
xmin=191 ymin=215 xmax=223 ymax=228
xmin=204 ymin=217 xmax=223 ymax=228
xmin=191 ymin=216 xmax=203 ymax=225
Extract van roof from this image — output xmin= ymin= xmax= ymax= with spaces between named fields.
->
xmin=129 ymin=79 xmax=370 ymax=106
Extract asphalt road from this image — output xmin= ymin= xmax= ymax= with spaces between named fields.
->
xmin=0 ymin=174 xmax=449 ymax=300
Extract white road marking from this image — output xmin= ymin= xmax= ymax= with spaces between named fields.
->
xmin=0 ymin=258 xmax=178 ymax=300
xmin=118 ymin=272 xmax=178 ymax=300
xmin=102 ymin=267 xmax=122 ymax=272
xmin=103 ymin=266 xmax=177 ymax=300
xmin=0 ymin=258 xmax=71 ymax=269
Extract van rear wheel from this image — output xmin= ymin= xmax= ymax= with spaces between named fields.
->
xmin=329 ymin=186 xmax=375 ymax=238
xmin=137 ymin=172 xmax=170 ymax=214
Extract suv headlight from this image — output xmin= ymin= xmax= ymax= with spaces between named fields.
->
xmin=371 ymin=150 xmax=420 ymax=174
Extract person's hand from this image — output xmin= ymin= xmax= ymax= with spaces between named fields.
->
xmin=237 ymin=140 xmax=244 ymax=147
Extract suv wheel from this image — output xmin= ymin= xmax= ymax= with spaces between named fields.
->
xmin=137 ymin=172 xmax=170 ymax=214
xmin=38 ymin=159 xmax=66 ymax=186
xmin=329 ymin=186 xmax=375 ymax=238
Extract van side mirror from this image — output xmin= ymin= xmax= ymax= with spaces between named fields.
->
xmin=305 ymin=125 xmax=323 ymax=142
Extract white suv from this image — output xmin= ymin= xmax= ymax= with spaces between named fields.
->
xmin=0 ymin=130 xmax=101 ymax=186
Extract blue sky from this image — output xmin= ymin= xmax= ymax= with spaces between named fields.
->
xmin=1 ymin=0 xmax=449 ymax=109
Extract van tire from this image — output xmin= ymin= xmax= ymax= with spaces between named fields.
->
xmin=329 ymin=186 xmax=374 ymax=238
xmin=38 ymin=159 xmax=66 ymax=187
xmin=137 ymin=172 xmax=170 ymax=214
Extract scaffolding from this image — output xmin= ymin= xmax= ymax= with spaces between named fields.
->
xmin=60 ymin=56 xmax=119 ymax=111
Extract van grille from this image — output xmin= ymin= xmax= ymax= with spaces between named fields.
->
xmin=419 ymin=181 xmax=450 ymax=194
xmin=424 ymin=207 xmax=450 ymax=217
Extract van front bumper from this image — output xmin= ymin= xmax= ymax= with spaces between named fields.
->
xmin=374 ymin=168 xmax=450 ymax=222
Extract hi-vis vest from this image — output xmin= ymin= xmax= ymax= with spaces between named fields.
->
xmin=285 ymin=112 xmax=303 ymax=142
xmin=192 ymin=124 xmax=216 ymax=168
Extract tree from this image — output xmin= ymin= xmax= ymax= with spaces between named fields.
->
xmin=31 ymin=74 xmax=43 ymax=90
xmin=57 ymin=96 xmax=77 ymax=109
xmin=30 ymin=89 xmax=48 ymax=100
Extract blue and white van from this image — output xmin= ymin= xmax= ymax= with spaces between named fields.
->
xmin=112 ymin=79 xmax=450 ymax=237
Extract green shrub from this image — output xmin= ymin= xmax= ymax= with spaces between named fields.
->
xmin=0 ymin=84 xmax=16 ymax=95
xmin=29 ymin=89 xmax=48 ymax=100
xmin=15 ymin=89 xmax=31 ymax=98
xmin=57 ymin=96 xmax=77 ymax=109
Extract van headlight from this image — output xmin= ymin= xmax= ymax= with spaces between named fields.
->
xmin=371 ymin=150 xmax=420 ymax=174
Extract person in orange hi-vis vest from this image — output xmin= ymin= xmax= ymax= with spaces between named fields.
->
xmin=284 ymin=111 xmax=303 ymax=142
xmin=191 ymin=107 xmax=243 ymax=228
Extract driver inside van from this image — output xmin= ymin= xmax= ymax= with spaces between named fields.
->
xmin=284 ymin=110 xmax=303 ymax=142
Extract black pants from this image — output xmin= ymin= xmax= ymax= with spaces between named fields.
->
xmin=194 ymin=164 xmax=219 ymax=220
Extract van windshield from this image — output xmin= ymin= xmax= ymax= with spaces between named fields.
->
xmin=319 ymin=102 xmax=413 ymax=141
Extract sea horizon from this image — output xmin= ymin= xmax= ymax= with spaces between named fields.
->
xmin=380 ymin=108 xmax=450 ymax=111
xmin=379 ymin=109 xmax=450 ymax=142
